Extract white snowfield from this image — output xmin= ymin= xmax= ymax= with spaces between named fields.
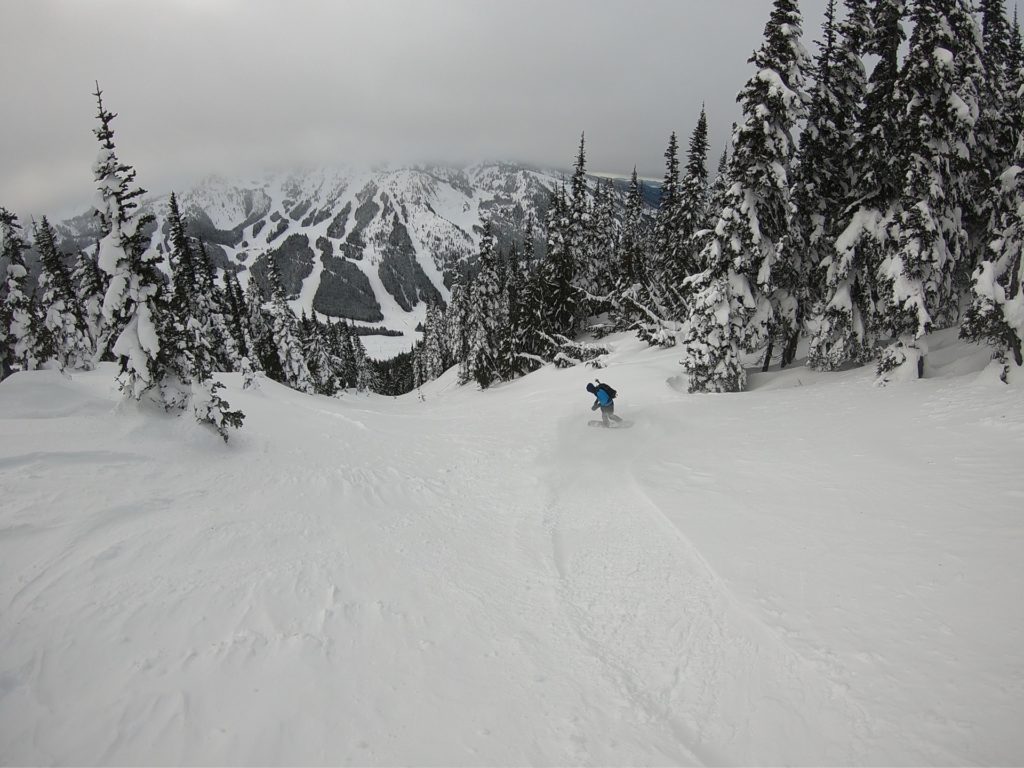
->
xmin=1 ymin=329 xmax=1022 ymax=766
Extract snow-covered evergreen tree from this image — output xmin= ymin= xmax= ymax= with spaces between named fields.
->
xmin=166 ymin=192 xmax=196 ymax=317
xmin=667 ymin=108 xmax=710 ymax=314
xmin=681 ymin=0 xmax=810 ymax=390
xmin=699 ymin=149 xmax=731 ymax=266
xmin=420 ymin=302 xmax=449 ymax=381
xmin=978 ymin=0 xmax=1016 ymax=207
xmin=331 ymin=320 xmax=358 ymax=389
xmin=612 ymin=168 xmax=663 ymax=341
xmin=193 ymin=239 xmax=241 ymax=371
xmin=266 ymin=254 xmax=314 ymax=393
xmin=166 ymin=191 xmax=248 ymax=430
xmin=182 ymin=303 xmax=245 ymax=441
xmin=587 ymin=179 xmax=618 ymax=299
xmin=804 ymin=0 xmax=877 ymax=370
xmin=616 ymin=168 xmax=649 ymax=295
xmin=222 ymin=268 xmax=256 ymax=365
xmin=812 ymin=0 xmax=906 ymax=372
xmin=522 ymin=214 xmax=538 ymax=272
xmin=949 ymin=0 xmax=988 ymax=293
xmin=653 ymin=131 xmax=683 ymax=297
xmin=91 ymin=85 xmax=179 ymax=402
xmin=86 ymin=87 xmax=243 ymax=437
xmin=542 ymin=184 xmax=579 ymax=335
xmin=34 ymin=216 xmax=92 ymax=372
xmin=877 ymin=0 xmax=980 ymax=382
xmin=680 ymin=269 xmax=754 ymax=393
xmin=517 ymin=264 xmax=552 ymax=370
xmin=1008 ymin=6 xmax=1024 ymax=141
xmin=447 ymin=278 xmax=473 ymax=385
xmin=467 ymin=221 xmax=506 ymax=388
xmin=303 ymin=316 xmax=339 ymax=395
xmin=961 ymin=129 xmax=1024 ymax=381
xmin=566 ymin=135 xmax=592 ymax=324
xmin=244 ymin=276 xmax=281 ymax=381
xmin=351 ymin=331 xmax=372 ymax=391
xmin=71 ymin=248 xmax=107 ymax=361
xmin=1 ymin=208 xmax=44 ymax=378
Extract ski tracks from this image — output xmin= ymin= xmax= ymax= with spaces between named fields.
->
xmin=536 ymin=419 xmax=876 ymax=765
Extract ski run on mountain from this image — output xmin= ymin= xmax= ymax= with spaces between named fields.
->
xmin=2 ymin=0 xmax=1023 ymax=765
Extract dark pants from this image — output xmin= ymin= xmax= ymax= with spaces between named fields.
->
xmin=599 ymin=404 xmax=623 ymax=427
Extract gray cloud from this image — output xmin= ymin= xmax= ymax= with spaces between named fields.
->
xmin=1 ymin=0 xmax=831 ymax=218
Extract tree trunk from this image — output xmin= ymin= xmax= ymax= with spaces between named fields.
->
xmin=781 ymin=329 xmax=800 ymax=368
xmin=762 ymin=338 xmax=774 ymax=373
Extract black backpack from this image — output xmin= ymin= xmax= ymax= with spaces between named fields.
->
xmin=597 ymin=382 xmax=617 ymax=400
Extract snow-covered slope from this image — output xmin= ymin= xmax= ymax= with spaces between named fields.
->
xmin=1 ymin=329 xmax=1021 ymax=765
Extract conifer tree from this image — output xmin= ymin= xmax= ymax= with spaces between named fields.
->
xmin=542 ymin=184 xmax=579 ymax=334
xmin=803 ymin=0 xmax=876 ymax=370
xmin=586 ymin=180 xmax=618 ymax=300
xmin=420 ymin=302 xmax=449 ymax=380
xmin=91 ymin=85 xmax=180 ymax=402
xmin=412 ymin=339 xmax=425 ymax=390
xmin=978 ymin=0 xmax=1016 ymax=191
xmin=522 ymin=213 xmax=537 ymax=271
xmin=810 ymin=0 xmax=905 ymax=371
xmin=244 ymin=276 xmax=281 ymax=380
xmin=617 ymin=168 xmax=649 ymax=295
xmin=699 ymin=149 xmax=731 ymax=266
xmin=447 ymin=279 xmax=474 ymax=385
xmin=164 ymin=194 xmax=245 ymax=433
xmin=266 ymin=255 xmax=313 ymax=392
xmin=613 ymin=167 xmax=670 ymax=345
xmin=1009 ymin=7 xmax=1024 ymax=140
xmin=332 ymin=320 xmax=358 ymax=389
xmin=194 ymin=239 xmax=241 ymax=371
xmin=350 ymin=331 xmax=372 ymax=391
xmin=787 ymin=0 xmax=842 ymax=321
xmin=223 ymin=269 xmax=255 ymax=364
xmin=166 ymin=192 xmax=196 ymax=315
xmin=34 ymin=216 xmax=92 ymax=372
xmin=566 ymin=135 xmax=592 ymax=320
xmin=706 ymin=148 xmax=729 ymax=211
xmin=186 ymin=341 xmax=245 ymax=441
xmin=949 ymin=0 xmax=988 ymax=292
xmin=877 ymin=0 xmax=981 ymax=382
xmin=84 ymin=87 xmax=243 ymax=437
xmin=167 ymin=195 xmax=243 ymax=375
xmin=467 ymin=221 xmax=506 ymax=388
xmin=303 ymin=315 xmax=339 ymax=395
xmin=668 ymin=109 xmax=711 ymax=314
xmin=961 ymin=127 xmax=1024 ymax=381
xmin=937 ymin=0 xmax=1004 ymax=305
xmin=71 ymin=248 xmax=107 ymax=361
xmin=681 ymin=0 xmax=810 ymax=390
xmin=860 ymin=0 xmax=910 ymax=208
xmin=652 ymin=131 xmax=683 ymax=296
xmin=517 ymin=265 xmax=552 ymax=370
xmin=1 ymin=208 xmax=43 ymax=377
xmin=501 ymin=244 xmax=532 ymax=376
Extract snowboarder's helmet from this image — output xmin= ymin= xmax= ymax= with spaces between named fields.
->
xmin=586 ymin=383 xmax=597 ymax=393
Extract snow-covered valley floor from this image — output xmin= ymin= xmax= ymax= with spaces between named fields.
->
xmin=1 ymin=330 xmax=1022 ymax=765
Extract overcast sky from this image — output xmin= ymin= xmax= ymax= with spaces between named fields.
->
xmin=1 ymin=0 xmax=831 ymax=218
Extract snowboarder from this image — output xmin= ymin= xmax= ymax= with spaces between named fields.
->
xmin=587 ymin=381 xmax=623 ymax=427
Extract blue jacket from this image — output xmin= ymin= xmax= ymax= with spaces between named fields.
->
xmin=594 ymin=388 xmax=613 ymax=407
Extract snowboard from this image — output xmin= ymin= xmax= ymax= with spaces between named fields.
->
xmin=588 ymin=419 xmax=634 ymax=429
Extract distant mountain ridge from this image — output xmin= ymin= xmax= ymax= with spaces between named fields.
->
xmin=46 ymin=163 xmax=588 ymax=334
